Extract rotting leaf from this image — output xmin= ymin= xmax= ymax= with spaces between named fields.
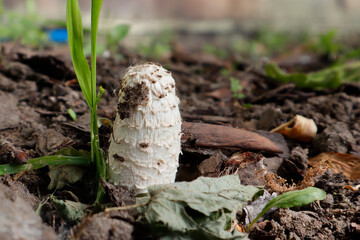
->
xmin=247 ymin=187 xmax=326 ymax=232
xmin=51 ymin=196 xmax=89 ymax=224
xmin=308 ymin=152 xmax=360 ymax=181
xmin=48 ymin=165 xmax=86 ymax=190
xmin=141 ymin=175 xmax=261 ymax=239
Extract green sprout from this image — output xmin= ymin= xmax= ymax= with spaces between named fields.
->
xmin=67 ymin=108 xmax=77 ymax=121
xmin=203 ymin=44 xmax=228 ymax=59
xmin=230 ymin=77 xmax=245 ymax=99
xmin=265 ymin=61 xmax=360 ymax=90
xmin=247 ymin=187 xmax=326 ymax=232
xmin=66 ymin=0 xmax=106 ymax=204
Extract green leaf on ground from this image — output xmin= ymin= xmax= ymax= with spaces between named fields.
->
xmin=247 ymin=187 xmax=326 ymax=231
xmin=51 ymin=196 xmax=89 ymax=224
xmin=142 ymin=175 xmax=261 ymax=239
xmin=265 ymin=61 xmax=360 ymax=90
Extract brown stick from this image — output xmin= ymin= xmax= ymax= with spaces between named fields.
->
xmin=181 ymin=122 xmax=282 ymax=154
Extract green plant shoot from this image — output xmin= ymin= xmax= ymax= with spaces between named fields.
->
xmin=68 ymin=108 xmax=77 ymax=121
xmin=66 ymin=0 xmax=106 ymax=204
xmin=265 ymin=61 xmax=360 ymax=90
xmin=247 ymin=187 xmax=326 ymax=232
xmin=230 ymin=77 xmax=245 ymax=99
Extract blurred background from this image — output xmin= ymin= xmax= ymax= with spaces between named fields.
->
xmin=4 ymin=0 xmax=360 ymax=33
xmin=2 ymin=0 xmax=360 ymax=61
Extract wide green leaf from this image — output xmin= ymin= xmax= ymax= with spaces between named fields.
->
xmin=247 ymin=187 xmax=326 ymax=231
xmin=66 ymin=0 xmax=91 ymax=106
xmin=142 ymin=175 xmax=261 ymax=239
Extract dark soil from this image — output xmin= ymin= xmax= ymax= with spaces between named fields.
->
xmin=0 ymin=40 xmax=359 ymax=240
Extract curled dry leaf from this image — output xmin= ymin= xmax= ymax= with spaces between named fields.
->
xmin=270 ymin=115 xmax=317 ymax=142
xmin=309 ymin=152 xmax=360 ymax=181
xmin=343 ymin=184 xmax=360 ymax=191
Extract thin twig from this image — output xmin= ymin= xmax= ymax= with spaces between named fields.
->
xmin=104 ymin=202 xmax=148 ymax=212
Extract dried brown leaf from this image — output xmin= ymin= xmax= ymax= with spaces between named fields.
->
xmin=309 ymin=152 xmax=360 ymax=180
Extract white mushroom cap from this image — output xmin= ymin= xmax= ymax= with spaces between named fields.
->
xmin=108 ymin=63 xmax=181 ymax=193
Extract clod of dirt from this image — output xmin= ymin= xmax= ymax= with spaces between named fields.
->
xmin=101 ymin=178 xmax=136 ymax=207
xmin=1 ymin=175 xmax=39 ymax=210
xmin=1 ymin=61 xmax=35 ymax=81
xmin=0 ymin=183 xmax=57 ymax=240
xmin=249 ymin=220 xmax=287 ymax=240
xmin=36 ymin=128 xmax=73 ymax=155
xmin=0 ymin=92 xmax=19 ymax=130
xmin=273 ymin=209 xmax=322 ymax=237
xmin=279 ymin=146 xmax=309 ymax=182
xmin=0 ymin=73 xmax=16 ymax=91
xmin=72 ymin=211 xmax=134 ymax=240
xmin=313 ymin=122 xmax=356 ymax=153
xmin=257 ymin=106 xmax=282 ymax=131
xmin=117 ymin=82 xmax=149 ymax=120
xmin=198 ymin=152 xmax=225 ymax=177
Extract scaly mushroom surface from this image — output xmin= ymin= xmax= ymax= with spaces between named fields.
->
xmin=108 ymin=63 xmax=181 ymax=193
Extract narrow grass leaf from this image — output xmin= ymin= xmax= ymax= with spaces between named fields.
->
xmin=66 ymin=0 xmax=91 ymax=106
xmin=0 ymin=155 xmax=90 ymax=175
xmin=90 ymin=0 xmax=103 ymax=105
xmin=247 ymin=187 xmax=326 ymax=231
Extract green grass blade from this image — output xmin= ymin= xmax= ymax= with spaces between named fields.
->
xmin=90 ymin=0 xmax=103 ymax=105
xmin=66 ymin=0 xmax=91 ymax=106
xmin=247 ymin=187 xmax=326 ymax=232
xmin=0 ymin=155 xmax=90 ymax=175
xmin=90 ymin=0 xmax=105 ymax=205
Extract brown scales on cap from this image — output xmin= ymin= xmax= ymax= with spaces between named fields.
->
xmin=117 ymin=82 xmax=149 ymax=120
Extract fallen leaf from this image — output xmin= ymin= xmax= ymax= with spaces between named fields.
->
xmin=271 ymin=115 xmax=317 ymax=142
xmin=141 ymin=175 xmax=261 ymax=239
xmin=309 ymin=152 xmax=360 ymax=180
